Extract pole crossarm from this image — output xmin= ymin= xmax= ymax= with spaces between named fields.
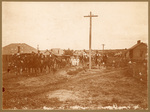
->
xmin=84 ymin=15 xmax=98 ymax=17
xmin=84 ymin=11 xmax=98 ymax=18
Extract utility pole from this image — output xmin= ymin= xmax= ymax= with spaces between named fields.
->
xmin=37 ymin=45 xmax=39 ymax=50
xmin=84 ymin=12 xmax=98 ymax=70
xmin=102 ymin=44 xmax=105 ymax=56
xmin=37 ymin=45 xmax=39 ymax=53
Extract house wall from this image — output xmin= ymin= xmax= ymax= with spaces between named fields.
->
xmin=132 ymin=44 xmax=147 ymax=60
xmin=124 ymin=51 xmax=130 ymax=58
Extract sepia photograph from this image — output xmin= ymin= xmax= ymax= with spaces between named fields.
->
xmin=2 ymin=1 xmax=148 ymax=110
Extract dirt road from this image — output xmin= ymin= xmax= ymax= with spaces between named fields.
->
xmin=3 ymin=67 xmax=148 ymax=110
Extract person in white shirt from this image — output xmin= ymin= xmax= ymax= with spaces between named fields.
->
xmin=76 ymin=57 xmax=80 ymax=66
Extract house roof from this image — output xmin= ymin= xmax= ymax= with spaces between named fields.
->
xmin=2 ymin=43 xmax=37 ymax=55
xmin=128 ymin=42 xmax=147 ymax=50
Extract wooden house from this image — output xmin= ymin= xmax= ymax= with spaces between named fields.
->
xmin=125 ymin=40 xmax=147 ymax=61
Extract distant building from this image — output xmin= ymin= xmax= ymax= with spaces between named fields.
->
xmin=44 ymin=49 xmax=52 ymax=56
xmin=2 ymin=43 xmax=37 ymax=55
xmin=51 ymin=48 xmax=64 ymax=55
xmin=125 ymin=40 xmax=147 ymax=60
xmin=39 ymin=49 xmax=52 ymax=56
xmin=2 ymin=43 xmax=37 ymax=71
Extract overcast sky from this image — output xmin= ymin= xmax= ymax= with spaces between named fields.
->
xmin=2 ymin=2 xmax=148 ymax=50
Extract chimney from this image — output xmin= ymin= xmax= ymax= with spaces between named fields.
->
xmin=18 ymin=46 xmax=20 ymax=53
xmin=137 ymin=40 xmax=141 ymax=44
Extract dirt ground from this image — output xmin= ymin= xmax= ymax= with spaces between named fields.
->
xmin=3 ymin=66 xmax=148 ymax=110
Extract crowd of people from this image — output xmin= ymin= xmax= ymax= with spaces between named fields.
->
xmin=6 ymin=51 xmax=129 ymax=75
xmin=7 ymin=52 xmax=69 ymax=75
